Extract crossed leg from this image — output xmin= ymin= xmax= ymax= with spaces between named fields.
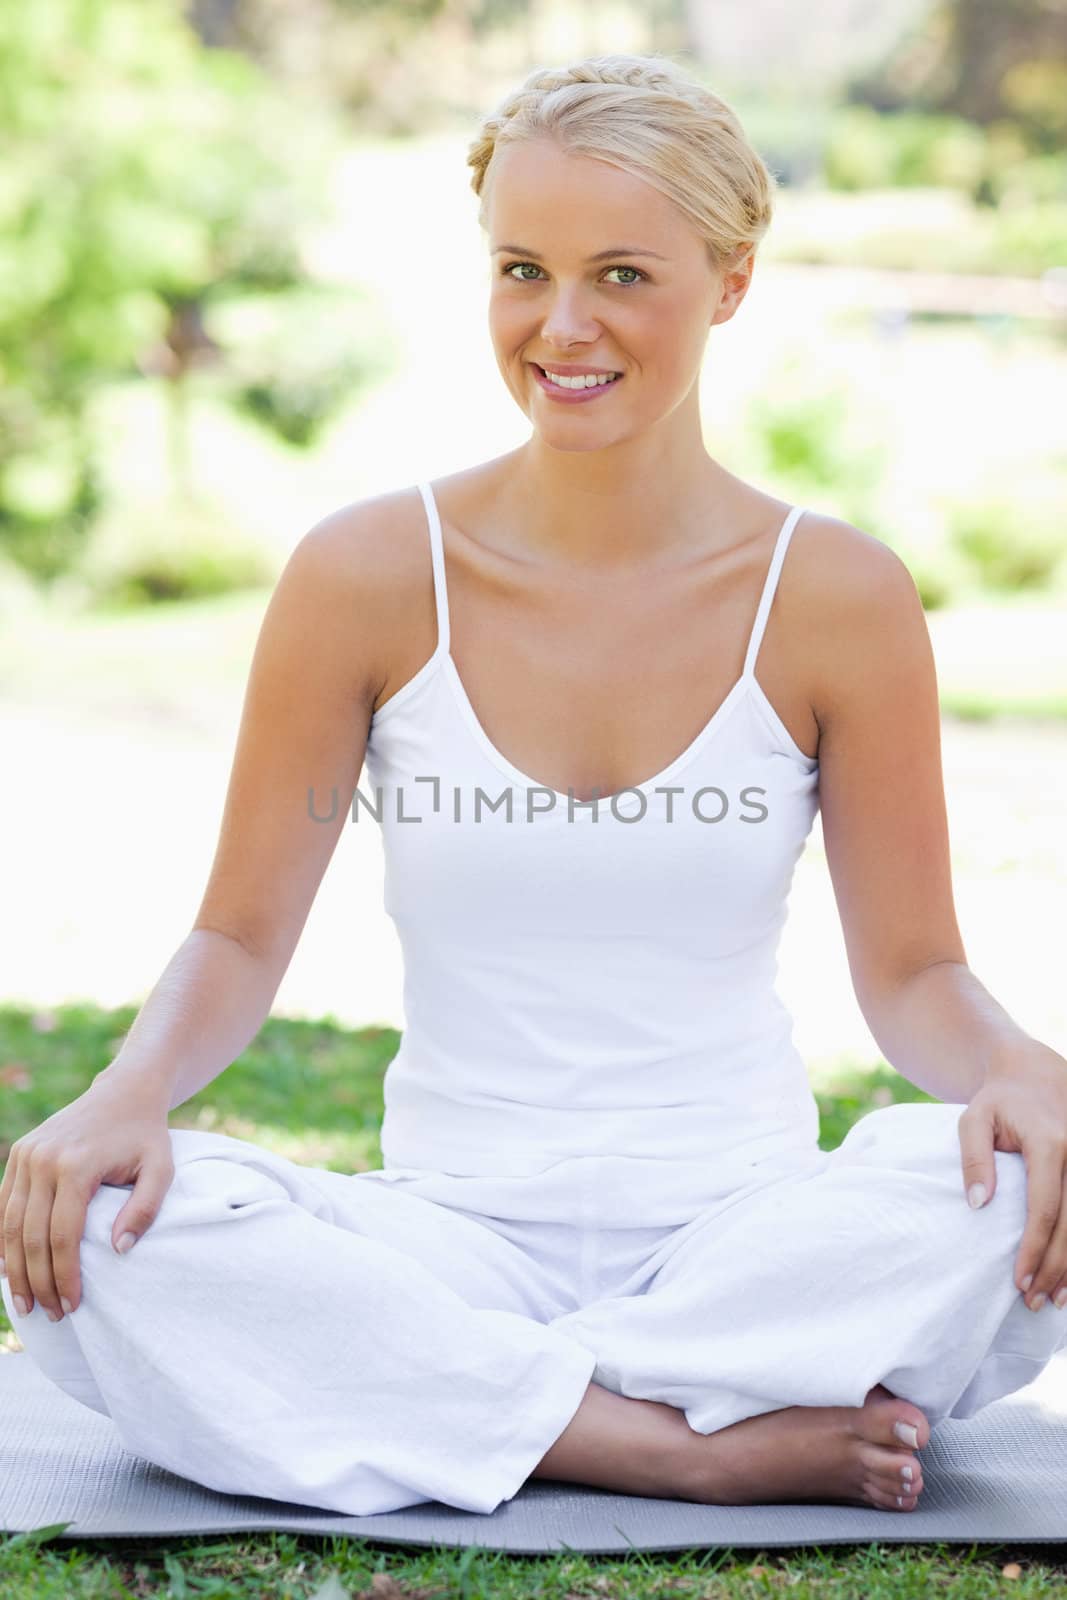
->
xmin=544 ymin=1102 xmax=1067 ymax=1510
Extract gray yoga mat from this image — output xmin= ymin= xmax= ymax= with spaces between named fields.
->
xmin=3 ymin=1350 xmax=1067 ymax=1552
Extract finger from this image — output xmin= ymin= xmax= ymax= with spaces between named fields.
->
xmin=1020 ymin=1162 xmax=1067 ymax=1309
xmin=0 ymin=1139 xmax=23 ymax=1276
xmin=108 ymin=1152 xmax=174 ymax=1263
xmin=958 ymin=1101 xmax=996 ymax=1209
xmin=1015 ymin=1143 xmax=1065 ymax=1301
xmin=50 ymin=1172 xmax=101 ymax=1317
xmin=1 ymin=1156 xmax=32 ymax=1317
xmin=22 ymin=1156 xmax=60 ymax=1318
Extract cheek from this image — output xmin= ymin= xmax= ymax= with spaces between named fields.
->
xmin=488 ymin=297 xmax=526 ymax=341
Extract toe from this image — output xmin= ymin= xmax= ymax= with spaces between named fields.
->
xmin=861 ymin=1443 xmax=923 ymax=1497
xmin=874 ymin=1396 xmax=930 ymax=1451
xmin=890 ymin=1409 xmax=930 ymax=1451
xmin=859 ymin=1387 xmax=931 ymax=1452
xmin=866 ymin=1481 xmax=920 ymax=1513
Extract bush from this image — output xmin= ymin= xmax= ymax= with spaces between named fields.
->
xmin=823 ymin=106 xmax=989 ymax=195
xmin=745 ymin=365 xmax=888 ymax=540
xmin=217 ymin=286 xmax=395 ymax=450
xmin=946 ymin=497 xmax=1067 ymax=594
xmin=73 ymin=494 xmax=278 ymax=608
xmin=991 ymin=201 xmax=1067 ymax=278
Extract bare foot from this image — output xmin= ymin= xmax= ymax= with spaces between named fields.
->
xmin=680 ymin=1383 xmax=930 ymax=1512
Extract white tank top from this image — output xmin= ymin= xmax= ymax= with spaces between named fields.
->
xmin=359 ymin=481 xmax=824 ymax=1226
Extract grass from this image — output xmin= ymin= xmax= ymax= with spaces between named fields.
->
xmin=3 ymin=1003 xmax=1067 ymax=1594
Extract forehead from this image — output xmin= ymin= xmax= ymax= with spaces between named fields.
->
xmin=486 ymin=138 xmax=690 ymax=247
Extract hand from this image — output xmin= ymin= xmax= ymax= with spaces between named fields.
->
xmin=0 ymin=1076 xmax=175 ymax=1325
xmin=958 ymin=1039 xmax=1067 ymax=1313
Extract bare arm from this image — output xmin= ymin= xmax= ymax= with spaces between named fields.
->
xmin=94 ymin=501 xmax=392 ymax=1111
xmin=807 ymin=518 xmax=1033 ymax=1102
xmin=92 ymin=930 xmax=290 ymax=1112
xmin=0 ymin=501 xmax=399 ymax=1320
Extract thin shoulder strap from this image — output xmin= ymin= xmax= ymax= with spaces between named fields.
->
xmin=415 ymin=480 xmax=451 ymax=654
xmin=742 ymin=505 xmax=807 ymax=678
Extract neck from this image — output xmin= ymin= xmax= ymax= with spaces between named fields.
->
xmin=499 ymin=425 xmax=742 ymax=571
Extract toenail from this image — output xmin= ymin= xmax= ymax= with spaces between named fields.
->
xmin=893 ymin=1421 xmax=919 ymax=1448
xmin=1030 ymin=1292 xmax=1047 ymax=1312
xmin=896 ymin=1495 xmax=905 ymax=1507
xmin=1054 ymin=1288 xmax=1067 ymax=1310
xmin=900 ymin=1464 xmax=913 ymax=1481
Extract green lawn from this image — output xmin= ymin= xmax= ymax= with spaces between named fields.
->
xmin=3 ymin=1003 xmax=1067 ymax=1595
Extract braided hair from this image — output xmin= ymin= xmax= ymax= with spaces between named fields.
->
xmin=466 ymin=54 xmax=778 ymax=272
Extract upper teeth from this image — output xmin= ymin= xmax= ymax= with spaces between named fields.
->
xmin=543 ymin=369 xmax=620 ymax=389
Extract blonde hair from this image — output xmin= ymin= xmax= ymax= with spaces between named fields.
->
xmin=467 ymin=54 xmax=778 ymax=273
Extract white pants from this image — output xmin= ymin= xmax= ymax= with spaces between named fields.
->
xmin=6 ymin=1101 xmax=1067 ymax=1516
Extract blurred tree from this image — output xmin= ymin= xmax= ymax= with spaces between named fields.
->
xmin=183 ymin=0 xmax=676 ymax=132
xmin=680 ymin=0 xmax=934 ymax=99
xmin=0 ymin=0 xmax=346 ymax=583
xmin=851 ymin=0 xmax=1067 ymax=146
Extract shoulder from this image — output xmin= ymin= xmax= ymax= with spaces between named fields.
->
xmin=293 ymin=483 xmax=429 ymax=592
xmin=788 ymin=509 xmax=934 ymax=736
xmin=789 ymin=508 xmax=919 ymax=609
xmin=270 ymin=484 xmax=433 ymax=705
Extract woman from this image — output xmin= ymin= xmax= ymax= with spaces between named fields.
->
xmin=3 ymin=53 xmax=1066 ymax=1520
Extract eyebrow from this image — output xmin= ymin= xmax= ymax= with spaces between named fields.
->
xmin=491 ymin=244 xmax=669 ymax=262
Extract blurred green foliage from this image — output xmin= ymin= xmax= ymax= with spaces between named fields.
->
xmin=1 ymin=0 xmax=1064 ymax=606
xmin=946 ymin=497 xmax=1067 ymax=593
xmin=743 ymin=363 xmax=1067 ymax=609
xmin=812 ymin=105 xmax=1067 ymax=275
xmin=825 ymin=107 xmax=997 ymax=196
xmin=0 ymin=0 xmax=387 ymax=588
xmin=74 ymin=494 xmax=278 ymax=607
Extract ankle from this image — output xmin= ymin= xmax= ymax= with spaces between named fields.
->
xmin=531 ymin=1382 xmax=703 ymax=1499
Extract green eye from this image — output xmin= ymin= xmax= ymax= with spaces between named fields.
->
xmin=500 ymin=261 xmax=647 ymax=286
xmin=502 ymin=262 xmax=542 ymax=282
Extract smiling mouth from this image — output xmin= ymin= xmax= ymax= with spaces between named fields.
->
xmin=533 ymin=364 xmax=624 ymax=389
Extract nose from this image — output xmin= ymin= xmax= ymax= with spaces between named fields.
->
xmin=539 ymin=288 xmax=599 ymax=348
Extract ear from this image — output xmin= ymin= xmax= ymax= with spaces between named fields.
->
xmin=710 ymin=247 xmax=756 ymax=327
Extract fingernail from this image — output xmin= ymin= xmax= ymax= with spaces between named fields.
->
xmin=116 ymin=1232 xmax=136 ymax=1255
xmin=893 ymin=1420 xmax=919 ymax=1448
xmin=968 ymin=1183 xmax=987 ymax=1209
xmin=1022 ymin=1274 xmax=1034 ymax=1293
xmin=13 ymin=1295 xmax=28 ymax=1317
xmin=60 ymin=1297 xmax=73 ymax=1316
xmin=1030 ymin=1292 xmax=1046 ymax=1312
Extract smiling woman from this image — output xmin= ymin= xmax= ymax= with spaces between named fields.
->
xmin=471 ymin=66 xmax=770 ymax=452
xmin=5 ymin=50 xmax=1067 ymax=1526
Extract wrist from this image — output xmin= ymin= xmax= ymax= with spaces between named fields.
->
xmin=980 ymin=1029 xmax=1052 ymax=1085
xmin=92 ymin=1053 xmax=176 ymax=1111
